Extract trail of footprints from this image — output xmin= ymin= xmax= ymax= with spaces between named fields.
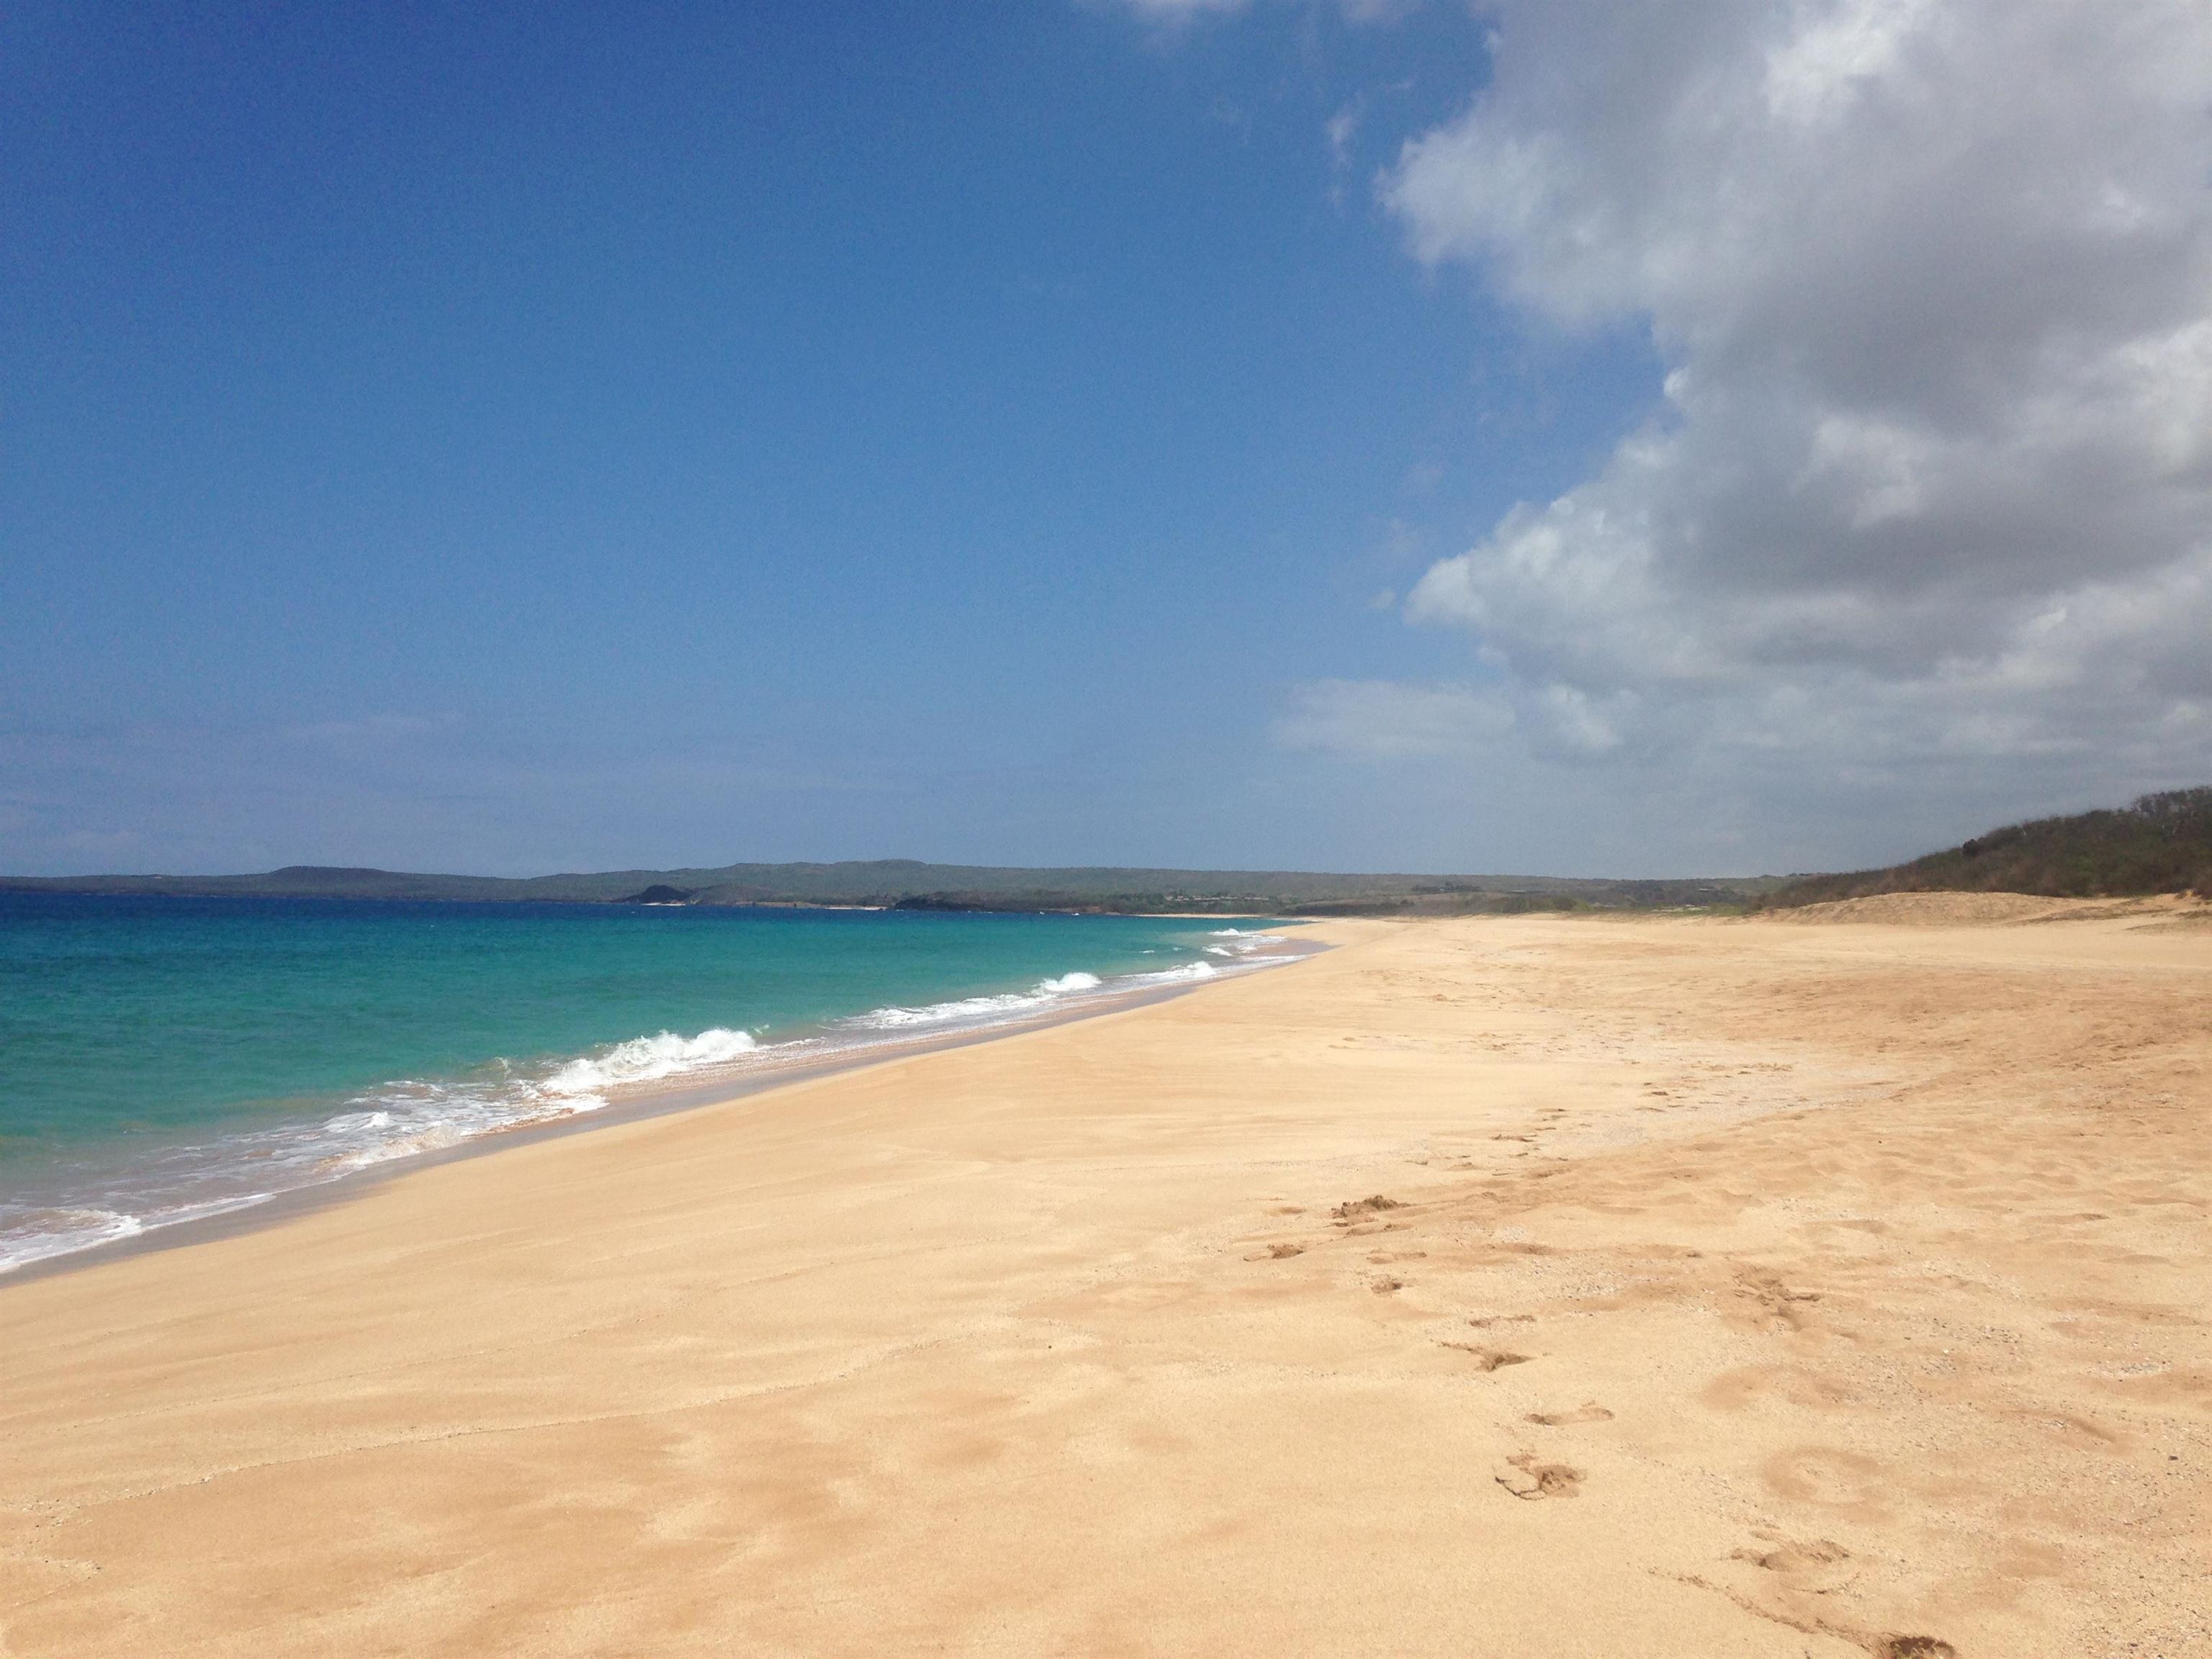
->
xmin=1240 ymin=1192 xmax=1960 ymax=1658
xmin=1254 ymin=1191 xmax=1615 ymax=1504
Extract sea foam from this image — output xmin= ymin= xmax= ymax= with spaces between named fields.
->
xmin=1 ymin=931 xmax=1303 ymax=1274
xmin=0 ymin=1193 xmax=274 ymax=1275
xmin=847 ymin=971 xmax=1105 ymax=1030
xmin=538 ymin=1027 xmax=759 ymax=1107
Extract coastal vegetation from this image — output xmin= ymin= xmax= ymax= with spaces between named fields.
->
xmin=1760 ymin=787 xmax=2212 ymax=908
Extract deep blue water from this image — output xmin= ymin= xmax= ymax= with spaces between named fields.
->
xmin=0 ymin=894 xmax=1293 ymax=1269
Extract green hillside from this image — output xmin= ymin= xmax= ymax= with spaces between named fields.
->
xmin=1760 ymin=788 xmax=2212 ymax=909
xmin=0 ymin=859 xmax=1779 ymax=917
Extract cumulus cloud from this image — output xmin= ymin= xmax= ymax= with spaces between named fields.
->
xmin=1377 ymin=0 xmax=2212 ymax=809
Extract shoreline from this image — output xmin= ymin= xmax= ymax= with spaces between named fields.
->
xmin=3 ymin=907 xmax=2204 ymax=1657
xmin=1 ymin=934 xmax=1327 ymax=1287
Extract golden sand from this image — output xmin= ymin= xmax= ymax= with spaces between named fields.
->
xmin=3 ymin=907 xmax=2208 ymax=1656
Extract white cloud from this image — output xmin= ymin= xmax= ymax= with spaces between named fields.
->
xmin=1276 ymin=675 xmax=1646 ymax=765
xmin=1116 ymin=0 xmax=1249 ymax=17
xmin=1323 ymin=98 xmax=1364 ymax=202
xmin=1326 ymin=102 xmax=1361 ymax=163
xmin=1112 ymin=0 xmax=1413 ymax=27
xmin=1275 ymin=679 xmax=1513 ymax=759
xmin=1376 ymin=0 xmax=2212 ymax=808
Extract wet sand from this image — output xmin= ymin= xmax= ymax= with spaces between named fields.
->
xmin=0 ymin=945 xmax=1321 ymax=1288
xmin=3 ymin=904 xmax=2207 ymax=1656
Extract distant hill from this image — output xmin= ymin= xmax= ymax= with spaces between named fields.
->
xmin=0 ymin=858 xmax=1781 ymax=917
xmin=1760 ymin=788 xmax=2212 ymax=909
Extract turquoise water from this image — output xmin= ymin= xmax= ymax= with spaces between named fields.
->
xmin=0 ymin=894 xmax=1297 ymax=1270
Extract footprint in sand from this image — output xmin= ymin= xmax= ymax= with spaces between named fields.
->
xmin=1731 ymin=1532 xmax=1855 ymax=1594
xmin=1736 ymin=1535 xmax=1847 ymax=1572
xmin=1761 ymin=1447 xmax=1887 ymax=1514
xmin=1243 ymin=1242 xmax=1304 ymax=1261
xmin=1442 ymin=1343 xmax=1529 ymax=1371
xmin=1732 ymin=1267 xmax=1823 ymax=1333
xmin=1876 ymin=1640 xmax=1956 ymax=1659
xmin=1331 ymin=1195 xmax=1404 ymax=1221
xmin=1493 ymin=1451 xmax=1583 ymax=1500
xmin=1526 ymin=1402 xmax=1613 ymax=1426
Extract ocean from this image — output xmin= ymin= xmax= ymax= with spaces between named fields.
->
xmin=0 ymin=894 xmax=1300 ymax=1273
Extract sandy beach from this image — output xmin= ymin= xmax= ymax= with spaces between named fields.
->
xmin=3 ymin=904 xmax=2207 ymax=1657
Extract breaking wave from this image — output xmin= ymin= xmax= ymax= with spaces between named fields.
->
xmin=1 ymin=938 xmax=1304 ymax=1274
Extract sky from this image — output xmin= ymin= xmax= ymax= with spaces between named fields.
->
xmin=5 ymin=1 xmax=2208 ymax=879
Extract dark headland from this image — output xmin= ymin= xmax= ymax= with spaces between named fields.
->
xmin=13 ymin=788 xmax=2205 ymax=915
xmin=1 ymin=858 xmax=1774 ymax=917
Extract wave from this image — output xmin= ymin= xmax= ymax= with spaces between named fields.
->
xmin=0 ymin=1192 xmax=274 ymax=1275
xmin=844 ymin=971 xmax=1105 ymax=1030
xmin=0 ymin=1028 xmax=776 ymax=1272
xmin=1 ymin=940 xmax=1303 ymax=1274
xmin=537 ymin=1027 xmax=758 ymax=1107
xmin=1204 ymin=931 xmax=1287 ymax=958
xmin=1129 ymin=960 xmax=1217 ymax=984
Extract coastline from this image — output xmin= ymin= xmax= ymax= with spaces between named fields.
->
xmin=0 ymin=931 xmax=1325 ymax=1287
xmin=3 ymin=909 xmax=2206 ymax=1657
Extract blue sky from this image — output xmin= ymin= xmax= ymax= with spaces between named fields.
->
xmin=8 ymin=2 xmax=2208 ymax=877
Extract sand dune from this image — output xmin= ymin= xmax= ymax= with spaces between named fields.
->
xmin=1758 ymin=891 xmax=2212 ymax=927
xmin=3 ymin=912 xmax=2207 ymax=1656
